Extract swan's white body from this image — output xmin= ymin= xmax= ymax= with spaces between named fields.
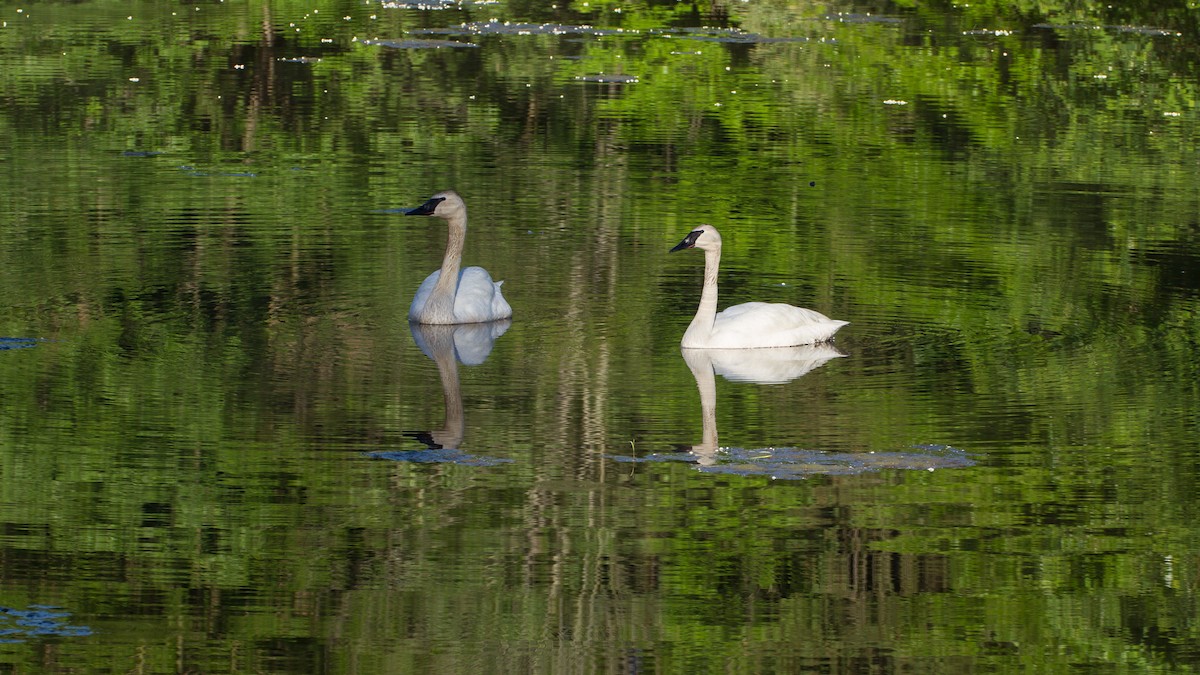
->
xmin=406 ymin=190 xmax=512 ymax=325
xmin=671 ymin=225 xmax=847 ymax=349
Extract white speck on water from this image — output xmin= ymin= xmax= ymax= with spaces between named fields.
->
xmin=129 ymin=77 xmax=140 ymax=82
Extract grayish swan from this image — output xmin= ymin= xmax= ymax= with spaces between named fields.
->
xmin=407 ymin=190 xmax=513 ymax=324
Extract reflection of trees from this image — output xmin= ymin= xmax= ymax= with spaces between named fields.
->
xmin=2 ymin=1 xmax=1200 ymax=672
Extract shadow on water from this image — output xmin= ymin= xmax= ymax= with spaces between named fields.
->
xmin=366 ymin=321 xmax=514 ymax=467
xmin=610 ymin=345 xmax=976 ymax=478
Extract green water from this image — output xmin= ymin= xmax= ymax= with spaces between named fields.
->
xmin=2 ymin=0 xmax=1199 ymax=672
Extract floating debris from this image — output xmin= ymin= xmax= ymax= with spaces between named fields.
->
xmin=366 ymin=449 xmax=513 ymax=467
xmin=361 ymin=37 xmax=478 ymax=49
xmin=575 ymin=74 xmax=639 ymax=83
xmin=0 ymin=606 xmax=91 ymax=643
xmin=1110 ymin=24 xmax=1182 ymax=36
xmin=1033 ymin=23 xmax=1181 ymax=36
xmin=379 ymin=0 xmax=458 ymax=8
xmin=669 ymin=27 xmax=811 ymax=44
xmin=412 ymin=21 xmax=630 ymax=37
xmin=609 ymin=444 xmax=975 ymax=480
xmin=822 ymin=13 xmax=903 ymax=24
xmin=962 ymin=28 xmax=1016 ymax=36
xmin=277 ymin=56 xmax=322 ymax=63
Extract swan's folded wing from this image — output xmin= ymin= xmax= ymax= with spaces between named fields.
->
xmin=452 ymin=267 xmax=513 ymax=323
xmin=709 ymin=302 xmax=846 ymax=348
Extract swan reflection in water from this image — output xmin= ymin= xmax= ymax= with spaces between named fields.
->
xmin=367 ymin=321 xmax=513 ymax=467
xmin=683 ymin=345 xmax=844 ymax=466
xmin=610 ymin=347 xmax=975 ymax=477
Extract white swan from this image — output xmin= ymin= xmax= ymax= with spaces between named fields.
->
xmin=670 ymin=225 xmax=847 ymax=348
xmin=407 ymin=190 xmax=513 ymax=325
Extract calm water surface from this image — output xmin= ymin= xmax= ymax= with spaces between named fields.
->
xmin=2 ymin=0 xmax=1200 ymax=672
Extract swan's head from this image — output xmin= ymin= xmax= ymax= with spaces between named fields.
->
xmin=406 ymin=190 xmax=466 ymax=220
xmin=670 ymin=225 xmax=721 ymax=253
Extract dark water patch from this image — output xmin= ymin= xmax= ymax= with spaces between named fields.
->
xmin=1138 ymin=239 xmax=1200 ymax=298
xmin=122 ymin=150 xmax=161 ymax=157
xmin=0 ymin=606 xmax=92 ymax=642
xmin=360 ymin=37 xmax=478 ymax=49
xmin=0 ymin=338 xmax=42 ymax=351
xmin=366 ymin=449 xmax=513 ymax=466
xmin=609 ymin=444 xmax=975 ymax=479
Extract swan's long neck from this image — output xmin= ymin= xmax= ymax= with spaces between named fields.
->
xmin=425 ymin=213 xmax=467 ymax=322
xmin=683 ymin=246 xmax=721 ymax=345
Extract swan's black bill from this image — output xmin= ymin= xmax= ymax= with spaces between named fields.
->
xmin=406 ymin=196 xmax=445 ymax=216
xmin=670 ymin=230 xmax=704 ymax=252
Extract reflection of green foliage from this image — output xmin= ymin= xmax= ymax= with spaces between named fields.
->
xmin=2 ymin=0 xmax=1200 ymax=672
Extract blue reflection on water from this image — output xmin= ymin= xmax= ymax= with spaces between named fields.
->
xmin=609 ymin=444 xmax=974 ymax=480
xmin=366 ymin=449 xmax=513 ymax=467
xmin=0 ymin=338 xmax=40 ymax=351
xmin=0 ymin=606 xmax=92 ymax=643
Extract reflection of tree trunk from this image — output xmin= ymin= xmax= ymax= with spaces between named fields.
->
xmin=523 ymin=117 xmax=629 ymax=648
xmin=522 ymin=93 xmax=540 ymax=145
xmin=831 ymin=524 xmax=952 ymax=632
